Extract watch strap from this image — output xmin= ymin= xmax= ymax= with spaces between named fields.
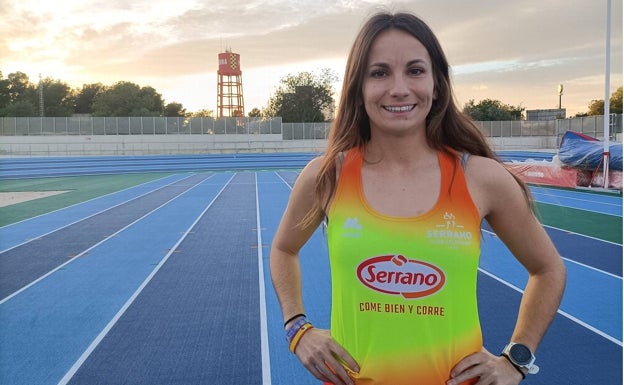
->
xmin=501 ymin=353 xmax=526 ymax=380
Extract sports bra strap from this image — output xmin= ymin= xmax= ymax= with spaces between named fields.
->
xmin=461 ymin=152 xmax=470 ymax=170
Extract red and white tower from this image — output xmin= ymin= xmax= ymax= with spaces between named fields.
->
xmin=217 ymin=50 xmax=245 ymax=118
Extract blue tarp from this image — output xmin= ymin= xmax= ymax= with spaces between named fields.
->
xmin=558 ymin=131 xmax=622 ymax=171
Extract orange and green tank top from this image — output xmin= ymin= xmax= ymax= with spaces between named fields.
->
xmin=326 ymin=147 xmax=482 ymax=385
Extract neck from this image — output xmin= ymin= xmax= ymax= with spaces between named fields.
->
xmin=364 ymin=134 xmax=435 ymax=166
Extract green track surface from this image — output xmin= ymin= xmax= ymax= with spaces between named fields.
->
xmin=536 ymin=202 xmax=622 ymax=244
xmin=0 ymin=173 xmax=174 ymax=227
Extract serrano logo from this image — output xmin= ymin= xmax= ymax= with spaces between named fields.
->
xmin=356 ymin=255 xmax=445 ymax=299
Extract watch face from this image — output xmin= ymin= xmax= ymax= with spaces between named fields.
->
xmin=509 ymin=344 xmax=533 ymax=365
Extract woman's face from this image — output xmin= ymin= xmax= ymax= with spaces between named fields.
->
xmin=362 ymin=29 xmax=435 ymax=137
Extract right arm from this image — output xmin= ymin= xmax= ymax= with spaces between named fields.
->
xmin=269 ymin=157 xmax=359 ymax=385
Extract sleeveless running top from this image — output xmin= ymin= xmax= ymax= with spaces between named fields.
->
xmin=326 ymin=148 xmax=482 ymax=385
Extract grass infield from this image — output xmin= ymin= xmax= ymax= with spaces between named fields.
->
xmin=0 ymin=173 xmax=173 ymax=227
xmin=536 ymin=202 xmax=622 ymax=244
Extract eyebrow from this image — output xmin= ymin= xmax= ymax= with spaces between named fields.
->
xmin=369 ymin=59 xmax=428 ymax=68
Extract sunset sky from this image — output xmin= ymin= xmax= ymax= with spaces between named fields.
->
xmin=1 ymin=0 xmax=622 ymax=117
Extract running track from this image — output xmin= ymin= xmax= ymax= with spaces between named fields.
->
xmin=0 ymin=162 xmax=621 ymax=384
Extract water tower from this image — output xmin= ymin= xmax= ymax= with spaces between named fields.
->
xmin=217 ymin=50 xmax=245 ymax=118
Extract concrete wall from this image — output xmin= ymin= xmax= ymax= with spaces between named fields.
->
xmin=0 ymin=134 xmax=563 ymax=156
xmin=0 ymin=134 xmax=329 ymax=156
xmin=486 ymin=136 xmax=560 ymax=151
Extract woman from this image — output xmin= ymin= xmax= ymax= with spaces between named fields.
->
xmin=269 ymin=11 xmax=566 ymax=385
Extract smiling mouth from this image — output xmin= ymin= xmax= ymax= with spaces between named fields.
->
xmin=383 ymin=104 xmax=415 ymax=113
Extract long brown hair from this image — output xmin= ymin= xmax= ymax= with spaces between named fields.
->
xmin=306 ymin=11 xmax=531 ymax=225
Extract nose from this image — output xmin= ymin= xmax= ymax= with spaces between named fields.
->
xmin=389 ymin=74 xmax=409 ymax=98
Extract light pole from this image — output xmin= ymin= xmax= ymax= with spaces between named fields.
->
xmin=38 ymin=73 xmax=44 ymax=117
xmin=603 ymin=0 xmax=611 ymax=188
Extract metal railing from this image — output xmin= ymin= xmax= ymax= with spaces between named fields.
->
xmin=475 ymin=114 xmax=622 ymax=140
xmin=1 ymin=115 xmax=621 ymax=140
xmin=0 ymin=117 xmax=283 ymax=136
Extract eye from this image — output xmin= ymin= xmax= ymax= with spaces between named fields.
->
xmin=370 ymin=69 xmax=387 ymax=78
xmin=408 ymin=67 xmax=425 ymax=76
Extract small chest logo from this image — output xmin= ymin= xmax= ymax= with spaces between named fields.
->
xmin=356 ymin=255 xmax=445 ymax=299
xmin=342 ymin=217 xmax=362 ymax=238
xmin=426 ymin=211 xmax=473 ymax=247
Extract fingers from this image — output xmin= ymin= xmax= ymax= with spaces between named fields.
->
xmin=302 ymin=354 xmax=354 ymax=385
xmin=330 ymin=344 xmax=360 ymax=375
xmin=447 ymin=350 xmax=523 ymax=385
xmin=312 ymin=359 xmax=353 ymax=385
xmin=295 ymin=329 xmax=359 ymax=385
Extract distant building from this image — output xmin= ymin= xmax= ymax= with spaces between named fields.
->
xmin=526 ymin=108 xmax=566 ymax=121
xmin=217 ymin=50 xmax=245 ymax=118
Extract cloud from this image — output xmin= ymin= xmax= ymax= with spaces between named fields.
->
xmin=0 ymin=0 xmax=621 ymax=115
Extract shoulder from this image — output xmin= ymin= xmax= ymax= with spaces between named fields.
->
xmin=462 ymin=155 xmax=528 ymax=218
xmin=296 ymin=151 xmax=347 ymax=188
xmin=289 ymin=155 xmax=332 ymax=208
xmin=463 ymin=155 xmax=511 ymax=186
xmin=295 ymin=155 xmax=325 ymax=188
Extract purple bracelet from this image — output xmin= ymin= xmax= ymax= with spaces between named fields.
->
xmin=285 ymin=317 xmax=308 ymax=342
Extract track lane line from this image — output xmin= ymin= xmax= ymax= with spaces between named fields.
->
xmin=255 ymin=172 xmax=272 ymax=385
xmin=0 ymin=173 xmax=197 ymax=253
xmin=482 ymin=228 xmax=621 ymax=279
xmin=477 ymin=268 xmax=622 ymax=346
xmin=57 ymin=173 xmax=235 ymax=385
xmin=542 ymin=224 xmax=622 ymax=246
xmin=0 ymin=174 xmax=213 ymax=305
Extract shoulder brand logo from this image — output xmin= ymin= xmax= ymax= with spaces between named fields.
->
xmin=342 ymin=217 xmax=362 ymax=237
xmin=356 ymin=255 xmax=445 ymax=299
xmin=343 ymin=217 xmax=361 ymax=230
xmin=426 ymin=211 xmax=473 ymax=246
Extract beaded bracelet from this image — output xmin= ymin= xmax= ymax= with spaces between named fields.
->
xmin=288 ymin=322 xmax=313 ymax=353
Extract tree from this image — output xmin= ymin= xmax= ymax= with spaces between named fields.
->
xmin=74 ymin=83 xmax=104 ymax=114
xmin=1 ymin=100 xmax=36 ymax=117
xmin=462 ymin=99 xmax=524 ymax=121
xmin=6 ymin=72 xmax=35 ymax=104
xmin=0 ymin=71 xmax=188 ymax=117
xmin=0 ymin=71 xmax=10 ymax=109
xmin=91 ymin=81 xmax=164 ymax=116
xmin=248 ymin=107 xmax=262 ymax=118
xmin=40 ymin=77 xmax=74 ymax=117
xmin=585 ymin=87 xmax=623 ymax=116
xmin=164 ymin=102 xmax=186 ymax=117
xmin=264 ymin=68 xmax=337 ymax=122
xmin=587 ymin=99 xmax=605 ymax=116
xmin=0 ymin=71 xmax=37 ymax=116
xmin=138 ymin=86 xmax=165 ymax=115
xmin=610 ymin=86 xmax=622 ymax=114
xmin=190 ymin=109 xmax=214 ymax=118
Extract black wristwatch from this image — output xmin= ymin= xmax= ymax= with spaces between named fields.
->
xmin=501 ymin=342 xmax=539 ymax=376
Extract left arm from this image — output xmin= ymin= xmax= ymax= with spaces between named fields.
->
xmin=448 ymin=157 xmax=566 ymax=385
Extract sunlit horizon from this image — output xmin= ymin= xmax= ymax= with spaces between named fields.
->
xmin=2 ymin=0 xmax=622 ymax=116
